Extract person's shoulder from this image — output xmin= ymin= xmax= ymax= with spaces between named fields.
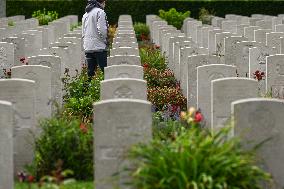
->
xmin=97 ymin=8 xmax=106 ymax=14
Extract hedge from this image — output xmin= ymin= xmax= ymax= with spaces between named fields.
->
xmin=7 ymin=0 xmax=284 ymax=25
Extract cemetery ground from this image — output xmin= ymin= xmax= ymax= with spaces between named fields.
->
xmin=1 ymin=5 xmax=284 ymax=189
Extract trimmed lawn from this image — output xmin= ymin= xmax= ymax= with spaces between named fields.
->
xmin=15 ymin=181 xmax=94 ymax=189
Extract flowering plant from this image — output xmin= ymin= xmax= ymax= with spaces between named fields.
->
xmin=147 ymin=86 xmax=187 ymax=111
xmin=144 ymin=67 xmax=176 ymax=88
xmin=253 ymin=70 xmax=265 ymax=81
xmin=180 ymin=107 xmax=204 ymax=128
xmin=134 ymin=22 xmax=150 ymax=41
xmin=140 ymin=47 xmax=167 ymax=71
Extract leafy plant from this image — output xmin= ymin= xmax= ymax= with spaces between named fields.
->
xmin=32 ymin=8 xmax=58 ymax=25
xmin=62 ymin=68 xmax=103 ymax=122
xmin=159 ymin=8 xmax=190 ymax=29
xmin=144 ymin=67 xmax=176 ymax=88
xmin=134 ymin=22 xmax=150 ymax=41
xmin=8 ymin=20 xmax=14 ymax=26
xmin=31 ymin=116 xmax=93 ymax=180
xmin=199 ymin=7 xmax=215 ymax=25
xmin=129 ymin=126 xmax=272 ymax=189
xmin=147 ymin=86 xmax=187 ymax=111
xmin=70 ymin=22 xmax=81 ymax=31
xmin=139 ymin=46 xmax=167 ymax=71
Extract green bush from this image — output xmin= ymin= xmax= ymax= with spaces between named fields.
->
xmin=139 ymin=46 xmax=167 ymax=71
xmin=32 ymin=8 xmax=58 ymax=25
xmin=129 ymin=126 xmax=272 ymax=189
xmin=134 ymin=22 xmax=150 ymax=41
xmin=147 ymin=86 xmax=187 ymax=111
xmin=62 ymin=69 xmax=103 ymax=122
xmin=159 ymin=8 xmax=190 ymax=29
xmin=198 ymin=7 xmax=215 ymax=25
xmin=144 ymin=67 xmax=176 ymax=88
xmin=31 ymin=116 xmax=93 ymax=180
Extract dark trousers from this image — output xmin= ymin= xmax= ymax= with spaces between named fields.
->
xmin=85 ymin=51 xmax=107 ymax=78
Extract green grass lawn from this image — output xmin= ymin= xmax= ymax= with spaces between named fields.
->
xmin=15 ymin=181 xmax=94 ymax=189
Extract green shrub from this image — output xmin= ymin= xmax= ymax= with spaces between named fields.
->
xmin=129 ymin=126 xmax=272 ymax=189
xmin=147 ymin=86 xmax=187 ymax=111
xmin=198 ymin=7 xmax=215 ymax=25
xmin=8 ymin=20 xmax=14 ymax=26
xmin=139 ymin=46 xmax=167 ymax=71
xmin=134 ymin=22 xmax=150 ymax=41
xmin=31 ymin=116 xmax=93 ymax=180
xmin=32 ymin=8 xmax=58 ymax=25
xmin=62 ymin=69 xmax=103 ymax=122
xmin=70 ymin=22 xmax=82 ymax=31
xmin=159 ymin=8 xmax=190 ymax=29
xmin=144 ymin=67 xmax=176 ymax=88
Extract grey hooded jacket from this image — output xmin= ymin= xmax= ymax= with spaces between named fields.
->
xmin=82 ymin=7 xmax=108 ymax=52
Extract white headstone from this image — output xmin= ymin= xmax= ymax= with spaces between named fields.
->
xmin=0 ymin=79 xmax=36 ymax=174
xmin=110 ymin=47 xmax=139 ymax=56
xmin=2 ymin=36 xmax=25 ymax=66
xmin=12 ymin=65 xmax=52 ymax=120
xmin=244 ymin=26 xmax=261 ymax=41
xmin=232 ymin=98 xmax=284 ymax=189
xmin=211 ymin=78 xmax=258 ymax=130
xmin=107 ymin=55 xmax=141 ymax=66
xmin=0 ymin=42 xmax=14 ymax=78
xmin=186 ymin=55 xmax=221 ymax=108
xmin=197 ymin=64 xmax=236 ymax=127
xmin=28 ymin=55 xmax=62 ymax=106
xmin=104 ymin=65 xmax=143 ymax=80
xmin=266 ymin=55 xmax=284 ymax=98
xmin=94 ymin=99 xmax=152 ymax=189
xmin=100 ymin=78 xmax=147 ymax=100
xmin=0 ymin=100 xmax=13 ymax=189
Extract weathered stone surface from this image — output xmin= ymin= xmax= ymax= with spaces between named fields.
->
xmin=105 ymin=65 xmax=143 ymax=80
xmin=232 ymin=98 xmax=284 ymax=189
xmin=2 ymin=36 xmax=25 ymax=66
xmin=110 ymin=47 xmax=139 ymax=56
xmin=28 ymin=55 xmax=62 ymax=106
xmin=0 ymin=42 xmax=14 ymax=78
xmin=224 ymin=36 xmax=248 ymax=65
xmin=0 ymin=100 xmax=13 ymax=189
xmin=197 ymin=64 xmax=236 ymax=128
xmin=186 ymin=55 xmax=221 ymax=108
xmin=248 ymin=46 xmax=277 ymax=94
xmin=107 ymin=55 xmax=141 ymax=66
xmin=211 ymin=78 xmax=258 ymax=130
xmin=100 ymin=78 xmax=147 ymax=100
xmin=234 ymin=41 xmax=260 ymax=76
xmin=254 ymin=29 xmax=272 ymax=44
xmin=94 ymin=99 xmax=152 ymax=189
xmin=266 ymin=54 xmax=284 ymax=99
xmin=12 ymin=65 xmax=52 ymax=120
xmin=0 ymin=78 xmax=36 ymax=174
xmin=244 ymin=26 xmax=261 ymax=41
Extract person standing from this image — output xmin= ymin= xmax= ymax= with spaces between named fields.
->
xmin=82 ymin=0 xmax=108 ymax=79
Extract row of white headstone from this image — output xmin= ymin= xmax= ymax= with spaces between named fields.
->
xmin=0 ymin=15 xmax=82 ymax=189
xmin=94 ymin=15 xmax=152 ymax=189
xmin=147 ymin=14 xmax=284 ymax=189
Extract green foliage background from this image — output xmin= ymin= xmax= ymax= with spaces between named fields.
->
xmin=7 ymin=0 xmax=284 ymax=25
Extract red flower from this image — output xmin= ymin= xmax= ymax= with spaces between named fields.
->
xmin=20 ymin=57 xmax=28 ymax=65
xmin=27 ymin=175 xmax=34 ymax=183
xmin=155 ymin=45 xmax=160 ymax=49
xmin=80 ymin=123 xmax=88 ymax=133
xmin=143 ymin=63 xmax=149 ymax=69
xmin=194 ymin=112 xmax=203 ymax=123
